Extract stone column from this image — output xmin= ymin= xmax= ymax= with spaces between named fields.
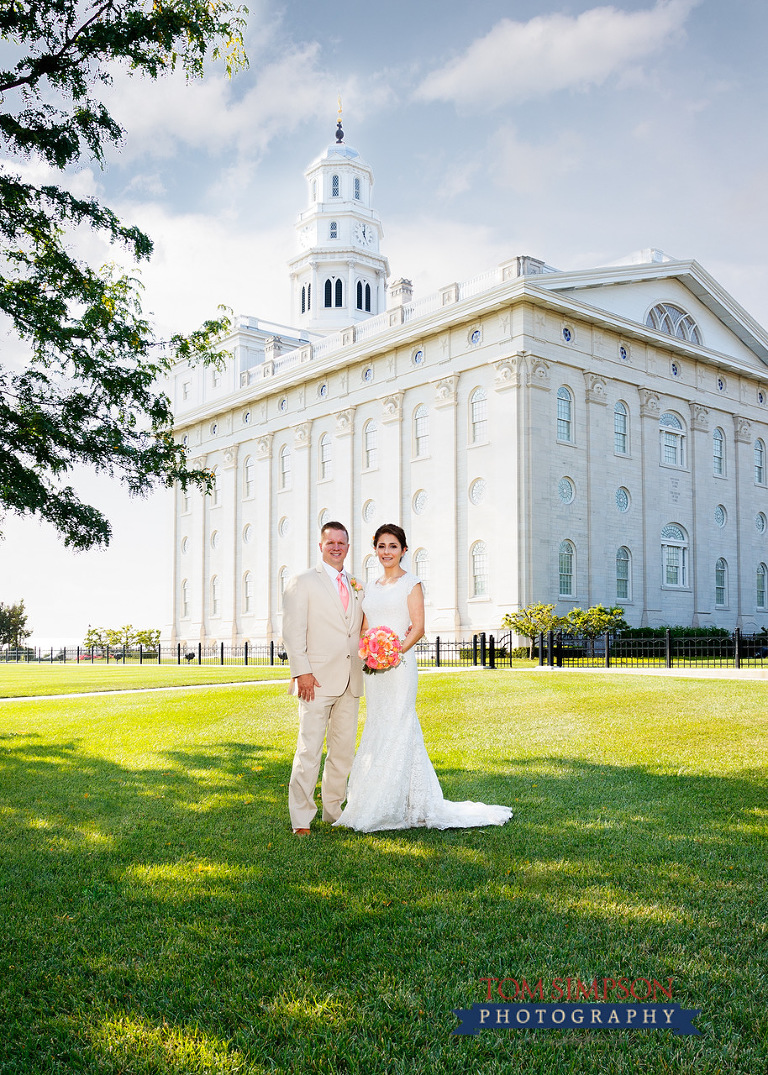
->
xmin=689 ymin=402 xmax=709 ymax=626
xmin=253 ymin=434 xmax=273 ymax=639
xmin=433 ymin=375 xmax=460 ymax=635
xmin=638 ymin=389 xmax=662 ymax=626
xmin=221 ymin=443 xmax=239 ymax=643
xmin=583 ymin=372 xmax=609 ymax=607
xmin=733 ymin=415 xmax=752 ymax=627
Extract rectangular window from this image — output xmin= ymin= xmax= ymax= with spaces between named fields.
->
xmin=559 ymin=557 xmax=573 ymax=597
xmin=663 ymin=432 xmax=679 ymax=465
xmin=663 ymin=545 xmax=688 ymax=587
xmin=616 ymin=561 xmax=629 ymax=600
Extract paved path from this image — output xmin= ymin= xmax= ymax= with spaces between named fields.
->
xmin=2 ymin=678 xmax=292 ymax=703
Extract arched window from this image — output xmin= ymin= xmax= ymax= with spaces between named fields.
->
xmin=661 ymin=524 xmax=688 ymax=588
xmin=471 ymin=541 xmax=488 ymax=597
xmin=356 ymin=281 xmax=363 ymax=310
xmin=365 ymin=283 xmax=371 ymax=312
xmin=363 ymin=420 xmax=378 ymax=469
xmin=470 ymin=387 xmax=488 ymax=443
xmin=211 ymin=466 xmax=220 ymax=506
xmin=331 ymin=173 xmax=339 ymax=197
xmin=335 ymin=278 xmax=343 ymax=307
xmin=757 ymin=563 xmax=767 ymax=609
xmin=319 ymin=433 xmax=332 ymax=480
xmin=413 ymin=404 xmax=429 ymax=457
xmin=559 ymin=541 xmax=574 ymax=597
xmin=181 ymin=579 xmax=189 ymax=619
xmin=354 ymin=176 xmax=361 ymax=200
xmin=307 ymin=283 xmax=311 ymax=310
xmin=713 ymin=427 xmax=725 ymax=476
xmin=715 ymin=558 xmax=728 ymax=607
xmin=311 ymin=179 xmax=317 ymax=201
xmin=614 ymin=401 xmax=629 ymax=454
xmin=182 ymin=491 xmax=190 ymax=514
xmin=301 ymin=284 xmax=306 ymax=314
xmin=364 ymin=555 xmax=378 ymax=585
xmin=616 ymin=547 xmax=631 ymax=601
xmin=329 ymin=220 xmax=337 ymax=239
xmin=211 ymin=575 xmax=221 ymax=617
xmin=645 ymin=302 xmax=701 ymax=344
xmin=243 ymin=572 xmax=254 ymax=613
xmin=324 ymin=278 xmax=332 ymax=308
xmin=557 ymin=387 xmax=573 ymax=442
xmin=278 ymin=567 xmax=289 ymax=612
xmin=243 ymin=455 xmax=254 ymax=498
xmin=756 ymin=439 xmax=766 ymax=484
xmin=414 ymin=548 xmax=429 ymax=598
xmin=279 ymin=445 xmax=291 ymax=490
xmin=660 ymin=412 xmax=686 ymax=467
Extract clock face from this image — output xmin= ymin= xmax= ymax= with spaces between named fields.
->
xmin=298 ymin=225 xmax=312 ymax=250
xmin=354 ymin=222 xmax=375 ymax=247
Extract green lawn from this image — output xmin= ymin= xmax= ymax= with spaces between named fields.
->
xmin=0 ymin=672 xmax=765 ymax=1074
xmin=0 ymin=663 xmax=291 ymax=697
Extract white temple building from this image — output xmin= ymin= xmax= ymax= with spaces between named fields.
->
xmin=170 ymin=123 xmax=768 ymax=646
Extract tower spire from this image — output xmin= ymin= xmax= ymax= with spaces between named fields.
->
xmin=335 ymin=95 xmax=344 ymax=144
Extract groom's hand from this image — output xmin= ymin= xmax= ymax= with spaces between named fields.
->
xmin=296 ymin=673 xmax=321 ymax=702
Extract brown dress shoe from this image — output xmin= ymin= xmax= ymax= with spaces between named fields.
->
xmin=292 ymin=827 xmax=311 ymax=836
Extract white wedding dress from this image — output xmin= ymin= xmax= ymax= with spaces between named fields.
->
xmin=335 ymin=571 xmax=513 ymax=832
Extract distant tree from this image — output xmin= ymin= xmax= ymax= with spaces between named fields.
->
xmin=0 ymin=0 xmax=248 ymax=549
xmin=564 ymin=605 xmax=629 ymax=655
xmin=83 ymin=624 xmax=159 ymax=652
xmin=134 ymin=628 xmax=161 ymax=650
xmin=0 ymin=599 xmax=31 ymax=648
xmin=501 ymin=603 xmax=565 ymax=658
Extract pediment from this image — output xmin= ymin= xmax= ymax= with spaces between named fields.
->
xmin=533 ymin=258 xmax=768 ymax=368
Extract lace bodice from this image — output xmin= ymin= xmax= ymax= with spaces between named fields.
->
xmin=361 ymin=571 xmax=420 ymax=638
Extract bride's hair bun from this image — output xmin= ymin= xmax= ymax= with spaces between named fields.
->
xmin=373 ymin=523 xmax=407 ymax=549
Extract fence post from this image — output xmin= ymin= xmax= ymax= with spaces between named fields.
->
xmin=270 ymin=640 xmax=275 ymax=666
xmin=538 ymin=632 xmax=544 ymax=666
xmin=177 ymin=642 xmax=181 ymax=665
xmin=76 ymin=646 xmax=80 ymax=663
xmin=244 ymin=640 xmax=249 ymax=666
xmin=479 ymin=632 xmax=485 ymax=668
xmin=604 ymin=632 xmax=611 ymax=669
xmin=472 ymin=634 xmax=478 ymax=666
xmin=547 ymin=630 xmax=554 ymax=668
xmin=220 ymin=641 xmax=224 ymax=666
xmin=489 ymin=634 xmax=496 ymax=669
xmin=197 ymin=641 xmax=202 ymax=666
xmin=734 ymin=628 xmax=741 ymax=669
xmin=157 ymin=642 xmax=161 ymax=665
xmin=138 ymin=643 xmax=142 ymax=666
xmin=665 ymin=628 xmax=672 ymax=669
xmin=435 ymin=636 xmax=441 ymax=668
xmin=556 ymin=630 xmax=563 ymax=668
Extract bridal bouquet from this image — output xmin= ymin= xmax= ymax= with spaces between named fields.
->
xmin=359 ymin=626 xmax=403 ymax=674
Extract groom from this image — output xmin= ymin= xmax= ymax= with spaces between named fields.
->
xmin=282 ymin=521 xmax=364 ymax=835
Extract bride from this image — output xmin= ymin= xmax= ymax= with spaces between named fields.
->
xmin=335 ymin=524 xmax=513 ymax=832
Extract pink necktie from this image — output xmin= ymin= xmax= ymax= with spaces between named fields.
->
xmin=337 ymin=572 xmax=349 ymax=611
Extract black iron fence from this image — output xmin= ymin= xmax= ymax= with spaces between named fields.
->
xmin=3 ymin=630 xmax=767 ymax=669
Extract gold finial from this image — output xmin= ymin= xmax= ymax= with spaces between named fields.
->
xmin=335 ymin=95 xmax=344 ymax=143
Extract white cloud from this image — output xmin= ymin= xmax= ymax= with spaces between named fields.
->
xmin=104 ymin=45 xmax=395 ymax=165
xmin=415 ymin=0 xmax=699 ymax=109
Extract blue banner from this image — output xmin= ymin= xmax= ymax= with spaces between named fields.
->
xmin=452 ymin=1003 xmax=701 ymax=1036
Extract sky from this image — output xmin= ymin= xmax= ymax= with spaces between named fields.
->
xmin=3 ymin=0 xmax=768 ymax=645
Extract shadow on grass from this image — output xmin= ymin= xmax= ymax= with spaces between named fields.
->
xmin=0 ymin=737 xmax=765 ymax=1074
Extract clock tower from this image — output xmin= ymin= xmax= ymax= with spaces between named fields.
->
xmin=288 ymin=116 xmax=390 ymax=334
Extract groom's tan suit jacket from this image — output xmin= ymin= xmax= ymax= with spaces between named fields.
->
xmin=283 ymin=564 xmax=364 ymax=697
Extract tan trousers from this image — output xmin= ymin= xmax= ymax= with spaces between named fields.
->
xmin=288 ymin=683 xmax=359 ymax=829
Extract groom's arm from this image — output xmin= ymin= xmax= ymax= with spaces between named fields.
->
xmin=282 ymin=574 xmax=313 ymax=680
